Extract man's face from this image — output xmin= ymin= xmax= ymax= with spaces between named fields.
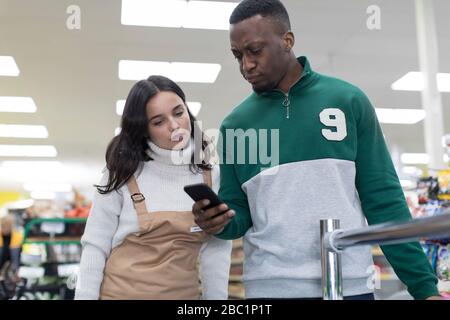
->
xmin=230 ymin=15 xmax=289 ymax=93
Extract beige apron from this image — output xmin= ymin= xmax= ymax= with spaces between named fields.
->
xmin=99 ymin=171 xmax=212 ymax=300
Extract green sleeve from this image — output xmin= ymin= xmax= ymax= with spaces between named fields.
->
xmin=353 ymin=90 xmax=439 ymax=300
xmin=215 ymin=124 xmax=253 ymax=240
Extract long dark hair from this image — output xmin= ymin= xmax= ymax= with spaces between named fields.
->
xmin=96 ymin=75 xmax=212 ymax=194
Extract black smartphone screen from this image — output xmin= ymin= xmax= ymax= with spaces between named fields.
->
xmin=184 ymin=183 xmax=224 ymax=211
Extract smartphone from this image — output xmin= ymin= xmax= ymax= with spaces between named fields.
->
xmin=184 ymin=183 xmax=225 ymax=212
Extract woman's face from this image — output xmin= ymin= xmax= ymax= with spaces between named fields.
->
xmin=146 ymin=91 xmax=191 ymax=150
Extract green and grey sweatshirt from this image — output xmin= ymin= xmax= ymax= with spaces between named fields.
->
xmin=216 ymin=56 xmax=439 ymax=299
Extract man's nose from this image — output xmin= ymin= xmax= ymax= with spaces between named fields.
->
xmin=242 ymin=55 xmax=256 ymax=73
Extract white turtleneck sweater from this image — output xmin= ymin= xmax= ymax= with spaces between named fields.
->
xmin=75 ymin=140 xmax=232 ymax=300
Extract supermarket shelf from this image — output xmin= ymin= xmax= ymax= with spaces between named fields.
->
xmin=380 ymin=273 xmax=399 ymax=281
xmin=228 ymin=282 xmax=245 ymax=300
xmin=24 ymin=237 xmax=82 ymax=244
xmin=232 ymin=238 xmax=243 ymax=249
xmin=228 ymin=292 xmax=245 ymax=300
xmin=229 ymin=238 xmax=244 ymax=299
xmin=38 ymin=260 xmax=81 ymax=265
xmin=22 ymin=217 xmax=86 ymax=244
xmin=229 ymin=275 xmax=243 ymax=282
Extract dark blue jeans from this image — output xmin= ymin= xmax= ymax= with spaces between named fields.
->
xmin=248 ymin=293 xmax=375 ymax=300
xmin=343 ymin=293 xmax=375 ymax=300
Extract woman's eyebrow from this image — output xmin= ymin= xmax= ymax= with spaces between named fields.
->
xmin=149 ymin=104 xmax=183 ymax=121
xmin=172 ymin=104 xmax=183 ymax=111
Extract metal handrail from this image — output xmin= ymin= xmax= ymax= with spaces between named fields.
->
xmin=321 ymin=210 xmax=450 ymax=300
xmin=331 ymin=212 xmax=450 ymax=250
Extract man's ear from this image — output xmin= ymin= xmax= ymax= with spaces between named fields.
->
xmin=283 ymin=31 xmax=295 ymax=52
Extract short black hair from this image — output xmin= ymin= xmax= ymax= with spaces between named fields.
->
xmin=229 ymin=0 xmax=291 ymax=33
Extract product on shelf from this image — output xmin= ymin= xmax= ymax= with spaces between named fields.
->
xmin=437 ymin=170 xmax=450 ymax=201
xmin=228 ymin=283 xmax=245 ymax=300
xmin=64 ymin=190 xmax=91 ymax=218
xmin=228 ymin=239 xmax=244 ymax=299
xmin=416 ymin=177 xmax=440 ymax=205
xmin=405 ymin=171 xmax=450 ymax=295
xmin=10 ymin=218 xmax=86 ymax=300
xmin=422 ymin=243 xmax=439 ymax=271
xmin=436 ymin=244 xmax=449 ymax=281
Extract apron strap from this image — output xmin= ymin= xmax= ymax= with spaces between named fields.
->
xmin=126 ymin=169 xmax=213 ymax=216
xmin=126 ymin=177 xmax=148 ymax=216
xmin=202 ymin=169 xmax=212 ymax=188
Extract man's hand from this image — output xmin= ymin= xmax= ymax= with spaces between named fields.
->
xmin=192 ymin=200 xmax=235 ymax=235
xmin=425 ymin=295 xmax=444 ymax=300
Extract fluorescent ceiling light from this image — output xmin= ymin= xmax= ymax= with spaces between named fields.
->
xmin=375 ymin=108 xmax=426 ymax=124
xmin=400 ymin=180 xmax=414 ymax=188
xmin=116 ymin=100 xmax=126 ymax=115
xmin=116 ymin=99 xmax=201 ymax=116
xmin=0 ymin=124 xmax=48 ymax=138
xmin=183 ymin=1 xmax=239 ymax=30
xmin=1 ymin=161 xmax=62 ymax=170
xmin=121 ymin=0 xmax=185 ymax=28
xmin=187 ymin=102 xmax=202 ymax=116
xmin=30 ymin=191 xmax=56 ymax=200
xmin=0 ymin=56 xmax=20 ymax=76
xmin=119 ymin=60 xmax=221 ymax=83
xmin=0 ymin=162 xmax=103 ymax=188
xmin=6 ymin=199 xmax=34 ymax=210
xmin=402 ymin=166 xmax=423 ymax=176
xmin=115 ymin=127 xmax=122 ymax=136
xmin=164 ymin=62 xmax=221 ymax=83
xmin=401 ymin=153 xmax=429 ymax=164
xmin=0 ymin=97 xmax=37 ymax=113
xmin=24 ymin=183 xmax=72 ymax=192
xmin=121 ymin=0 xmax=238 ymax=30
xmin=391 ymin=72 xmax=450 ymax=92
xmin=401 ymin=153 xmax=448 ymax=164
xmin=0 ymin=145 xmax=57 ymax=157
xmin=0 ymin=161 xmax=63 ymax=186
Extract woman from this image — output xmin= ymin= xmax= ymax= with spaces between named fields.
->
xmin=75 ymin=75 xmax=232 ymax=300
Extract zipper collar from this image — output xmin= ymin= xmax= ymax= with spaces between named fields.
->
xmin=259 ymin=56 xmax=313 ymax=119
xmin=274 ymin=64 xmax=310 ymax=119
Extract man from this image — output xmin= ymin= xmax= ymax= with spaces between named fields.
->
xmin=192 ymin=0 xmax=440 ymax=300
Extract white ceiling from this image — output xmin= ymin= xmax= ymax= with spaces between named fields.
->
xmin=0 ymin=0 xmax=449 ymax=196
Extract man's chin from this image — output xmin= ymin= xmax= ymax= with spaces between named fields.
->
xmin=251 ymin=82 xmax=274 ymax=94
